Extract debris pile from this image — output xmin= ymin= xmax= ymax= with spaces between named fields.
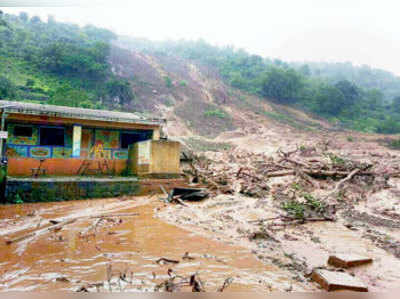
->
xmin=184 ymin=143 xmax=399 ymax=211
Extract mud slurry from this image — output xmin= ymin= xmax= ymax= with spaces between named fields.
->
xmin=0 ymin=197 xmax=306 ymax=292
xmin=158 ymin=190 xmax=400 ymax=292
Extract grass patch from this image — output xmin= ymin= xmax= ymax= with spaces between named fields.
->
xmin=185 ymin=137 xmax=233 ymax=152
xmin=204 ymin=109 xmax=228 ymax=119
xmin=281 ymin=193 xmax=327 ymax=219
xmin=261 ymin=108 xmax=320 ymax=131
xmin=389 ymin=138 xmax=400 ymax=149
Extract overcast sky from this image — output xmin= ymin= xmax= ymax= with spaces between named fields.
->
xmin=2 ymin=0 xmax=400 ymax=75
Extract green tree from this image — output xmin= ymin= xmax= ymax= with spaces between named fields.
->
xmin=0 ymin=76 xmax=16 ymax=99
xmin=335 ymin=80 xmax=360 ymax=106
xmin=314 ymin=84 xmax=346 ymax=115
xmin=19 ymin=12 xmax=29 ymax=23
xmin=106 ymin=79 xmax=134 ymax=105
xmin=261 ymin=67 xmax=303 ymax=103
xmin=26 ymin=78 xmax=35 ymax=87
xmin=49 ymin=85 xmax=93 ymax=107
xmin=364 ymin=89 xmax=384 ymax=110
xmin=392 ymin=96 xmax=400 ymax=113
xmin=376 ymin=116 xmax=400 ymax=134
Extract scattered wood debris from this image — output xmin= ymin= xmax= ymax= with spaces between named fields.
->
xmin=328 ymin=254 xmax=373 ymax=268
xmin=156 ymin=257 xmax=180 ymax=265
xmin=217 ymin=277 xmax=234 ymax=292
xmin=5 ymin=212 xmax=139 ymax=245
xmin=311 ymin=269 xmax=368 ymax=292
xmin=182 ymin=252 xmax=195 ymax=261
xmin=183 ymin=143 xmax=397 ymax=202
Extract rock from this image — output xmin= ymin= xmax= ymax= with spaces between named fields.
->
xmin=328 ymin=254 xmax=373 ymax=268
xmin=311 ymin=269 xmax=368 ymax=292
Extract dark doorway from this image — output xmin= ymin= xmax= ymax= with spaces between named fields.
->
xmin=40 ymin=127 xmax=65 ymax=146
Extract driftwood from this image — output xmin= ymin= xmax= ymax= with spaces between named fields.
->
xmin=5 ymin=212 xmax=140 ymax=245
xmin=156 ymin=257 xmax=180 ymax=265
xmin=217 ymin=277 xmax=234 ymax=292
xmin=322 ymin=168 xmax=361 ymax=200
xmin=90 ymin=213 xmax=139 ymax=219
xmin=6 ymin=218 xmax=77 ymax=245
xmin=183 ymin=144 xmax=398 ymax=208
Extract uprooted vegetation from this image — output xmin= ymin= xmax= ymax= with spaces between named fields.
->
xmin=158 ymin=137 xmax=400 ymax=290
xmin=183 ymin=141 xmax=398 ymax=213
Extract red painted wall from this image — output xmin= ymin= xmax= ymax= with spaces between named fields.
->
xmin=8 ymin=158 xmax=128 ymax=176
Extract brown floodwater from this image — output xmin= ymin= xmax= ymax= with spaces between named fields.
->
xmin=0 ymin=197 xmax=299 ymax=292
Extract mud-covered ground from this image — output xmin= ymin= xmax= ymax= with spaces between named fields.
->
xmin=159 ymin=129 xmax=400 ymax=292
xmin=0 ymin=197 xmax=313 ymax=292
xmin=0 ymin=122 xmax=399 ymax=292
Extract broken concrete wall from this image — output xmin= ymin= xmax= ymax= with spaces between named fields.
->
xmin=128 ymin=140 xmax=181 ymax=176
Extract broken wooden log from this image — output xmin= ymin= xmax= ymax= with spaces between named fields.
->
xmin=328 ymin=254 xmax=373 ymax=268
xmin=5 ymin=218 xmax=76 ymax=245
xmin=156 ymin=257 xmax=180 ymax=265
xmin=322 ymin=168 xmax=361 ymax=200
xmin=217 ymin=277 xmax=233 ymax=292
xmin=5 ymin=212 xmax=140 ymax=245
xmin=311 ymin=269 xmax=368 ymax=292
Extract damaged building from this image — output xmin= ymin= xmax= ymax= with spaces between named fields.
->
xmin=0 ymin=101 xmax=182 ymax=202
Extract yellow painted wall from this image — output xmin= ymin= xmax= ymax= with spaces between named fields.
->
xmin=150 ymin=140 xmax=180 ymax=174
xmin=128 ymin=140 xmax=181 ymax=175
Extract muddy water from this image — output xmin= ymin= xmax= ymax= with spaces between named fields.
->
xmin=0 ymin=197 xmax=293 ymax=292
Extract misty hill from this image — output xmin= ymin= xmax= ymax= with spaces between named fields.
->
xmin=1 ymin=11 xmax=400 ymax=137
xmin=291 ymin=61 xmax=400 ymax=101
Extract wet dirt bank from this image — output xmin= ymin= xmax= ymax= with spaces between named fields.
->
xmin=0 ymin=197 xmax=309 ymax=292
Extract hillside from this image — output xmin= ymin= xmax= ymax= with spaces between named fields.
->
xmin=1 ymin=11 xmax=400 ymax=139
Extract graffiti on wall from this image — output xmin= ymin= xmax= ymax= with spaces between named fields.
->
xmin=113 ymin=150 xmax=128 ymax=160
xmin=95 ymin=130 xmax=120 ymax=149
xmin=53 ymin=147 xmax=72 ymax=158
xmin=6 ymin=145 xmax=28 ymax=158
xmin=30 ymin=147 xmax=51 ymax=158
xmin=6 ymin=123 xmax=138 ymax=160
xmin=7 ymin=124 xmax=38 ymax=146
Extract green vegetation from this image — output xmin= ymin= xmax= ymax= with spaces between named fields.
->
xmin=2 ymin=11 xmax=400 ymax=135
xmin=281 ymin=193 xmax=326 ymax=219
xmin=389 ymin=138 xmax=400 ymax=149
xmin=282 ymin=200 xmax=306 ymax=219
xmin=0 ymin=12 xmax=134 ymax=109
xmin=164 ymin=76 xmax=173 ymax=88
xmin=204 ymin=108 xmax=227 ymax=119
xmin=119 ymin=37 xmax=400 ymax=134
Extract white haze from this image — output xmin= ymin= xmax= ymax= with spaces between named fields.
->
xmin=2 ymin=0 xmax=400 ymax=75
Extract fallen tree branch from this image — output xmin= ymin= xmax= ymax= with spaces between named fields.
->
xmin=5 ymin=212 xmax=140 ymax=245
xmin=322 ymin=168 xmax=361 ymax=200
xmin=5 ymin=218 xmax=76 ymax=245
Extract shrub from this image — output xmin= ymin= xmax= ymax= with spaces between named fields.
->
xmin=164 ymin=76 xmax=173 ymax=88
xmin=389 ymin=139 xmax=400 ymax=149
xmin=26 ymin=78 xmax=35 ymax=87
xmin=0 ymin=76 xmax=16 ymax=99
xmin=204 ymin=109 xmax=227 ymax=119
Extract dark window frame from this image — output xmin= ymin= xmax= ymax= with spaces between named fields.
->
xmin=120 ymin=132 xmax=141 ymax=149
xmin=13 ymin=125 xmax=33 ymax=137
xmin=39 ymin=126 xmax=65 ymax=147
